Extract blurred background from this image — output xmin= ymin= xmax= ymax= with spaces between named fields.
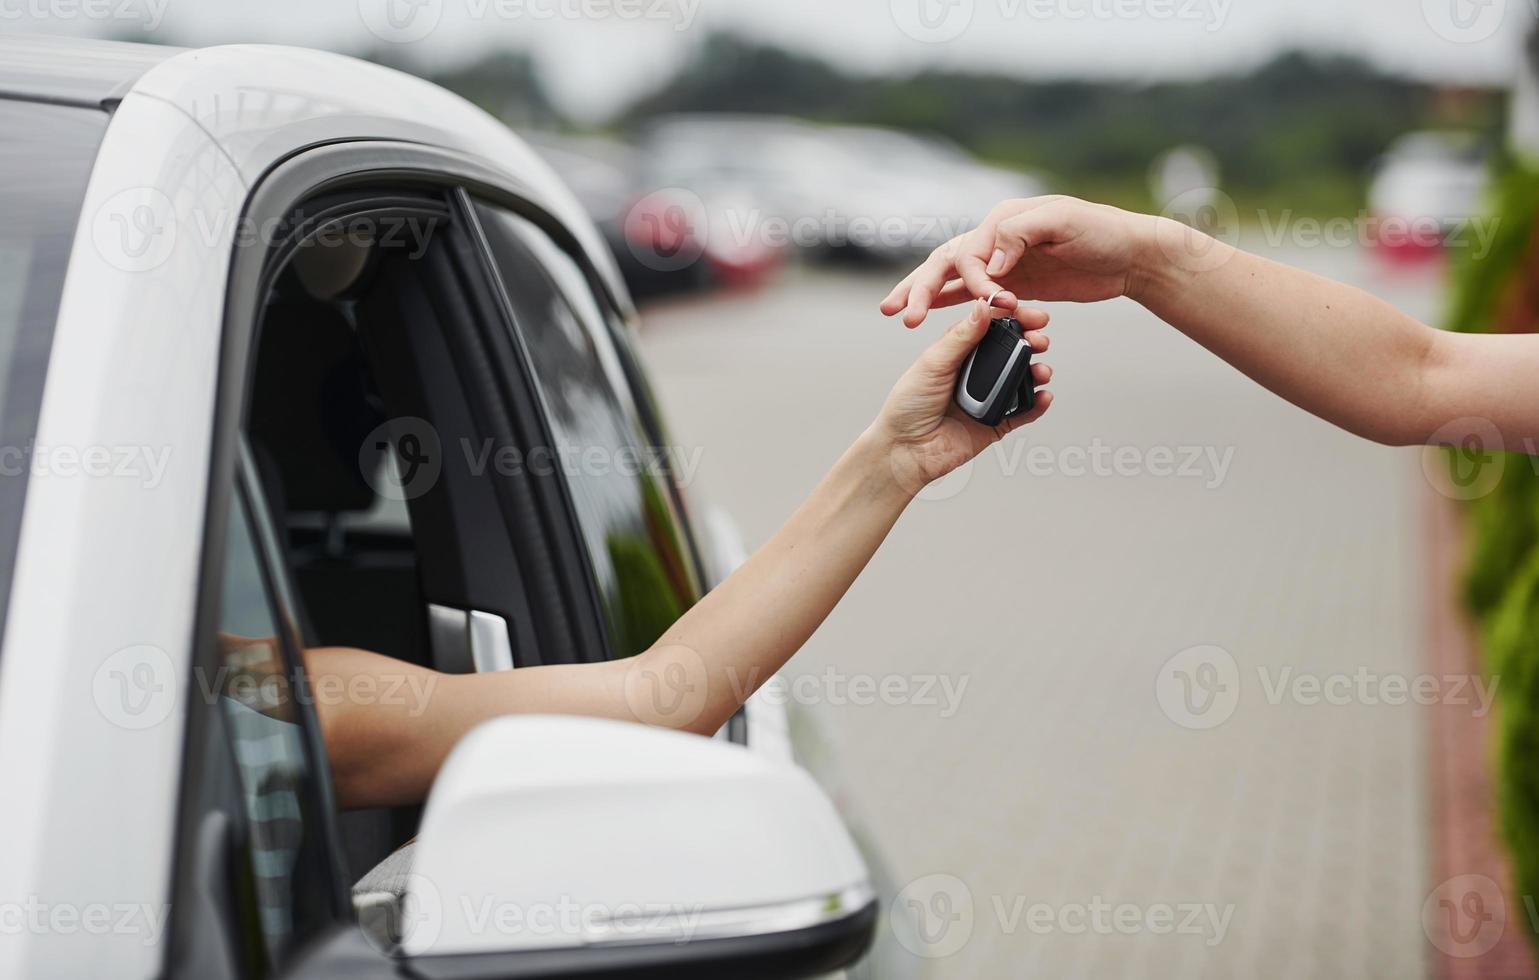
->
xmin=23 ymin=0 xmax=1539 ymax=975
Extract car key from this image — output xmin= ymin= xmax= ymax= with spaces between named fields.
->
xmin=954 ymin=312 xmax=1036 ymax=427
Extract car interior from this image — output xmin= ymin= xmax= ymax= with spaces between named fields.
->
xmin=238 ymin=190 xmax=570 ymax=891
xmin=208 ymin=183 xmax=711 ymax=959
xmin=246 ymin=212 xmax=442 ymax=888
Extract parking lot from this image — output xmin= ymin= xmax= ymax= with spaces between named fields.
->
xmin=637 ymin=241 xmax=1446 ymax=977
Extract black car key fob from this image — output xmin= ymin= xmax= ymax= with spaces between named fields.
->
xmin=954 ymin=315 xmax=1035 ymax=427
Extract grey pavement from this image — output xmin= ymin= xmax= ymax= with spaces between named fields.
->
xmin=635 ymin=240 xmax=1446 ymax=978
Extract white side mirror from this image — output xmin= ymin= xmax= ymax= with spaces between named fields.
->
xmin=392 ymin=715 xmax=875 ymax=978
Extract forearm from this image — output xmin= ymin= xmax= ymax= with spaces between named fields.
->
xmin=1131 ymin=219 xmax=1445 ymax=445
xmin=312 ymin=428 xmax=915 ymax=808
xmin=646 ymin=426 xmax=913 ymax=733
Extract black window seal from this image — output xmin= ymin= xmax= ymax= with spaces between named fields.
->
xmin=449 ymin=190 xmax=616 ymax=665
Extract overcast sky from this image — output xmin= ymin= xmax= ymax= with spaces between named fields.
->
xmin=15 ymin=0 xmax=1537 ymax=120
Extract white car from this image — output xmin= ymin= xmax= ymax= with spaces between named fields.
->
xmin=0 ymin=36 xmax=897 ymax=980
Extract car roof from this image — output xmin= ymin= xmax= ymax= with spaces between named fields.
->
xmin=0 ymin=34 xmax=180 ymax=108
xmin=0 ymin=36 xmax=627 ymax=307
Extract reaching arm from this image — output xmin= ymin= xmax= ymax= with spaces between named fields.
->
xmin=881 ymin=195 xmax=1539 ymax=447
xmin=309 ymin=301 xmax=1054 ymax=809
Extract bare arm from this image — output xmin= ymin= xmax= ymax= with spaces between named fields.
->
xmin=310 ymin=302 xmax=1055 ymax=808
xmin=882 ymin=195 xmax=1539 ymax=447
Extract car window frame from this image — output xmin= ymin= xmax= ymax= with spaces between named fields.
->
xmin=462 ymin=196 xmax=708 ymax=658
xmin=170 ymin=139 xmax=727 ymax=978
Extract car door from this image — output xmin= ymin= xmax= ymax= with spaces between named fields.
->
xmin=165 ymin=140 xmax=713 ymax=971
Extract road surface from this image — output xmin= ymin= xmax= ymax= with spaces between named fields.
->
xmin=635 ymin=241 xmax=1444 ymax=978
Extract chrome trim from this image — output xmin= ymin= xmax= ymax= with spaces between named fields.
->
xmin=427 ymin=602 xmax=469 ymax=668
xmin=567 ymin=882 xmax=877 ymax=948
xmin=469 ymin=608 xmax=515 ymax=672
xmin=953 ymin=339 xmax=1028 ymax=419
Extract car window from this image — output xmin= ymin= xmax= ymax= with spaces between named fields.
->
xmin=211 ymin=485 xmax=335 ymax=969
xmin=0 ymin=99 xmax=107 ymax=652
xmin=474 ymin=203 xmax=698 ymax=658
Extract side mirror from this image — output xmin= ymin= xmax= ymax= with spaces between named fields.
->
xmin=392 ymin=715 xmax=876 ymax=979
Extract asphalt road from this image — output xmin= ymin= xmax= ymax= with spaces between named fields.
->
xmin=635 ymin=240 xmax=1445 ymax=978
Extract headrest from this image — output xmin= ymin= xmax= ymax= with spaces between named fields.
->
xmin=248 ymin=301 xmax=386 ymax=514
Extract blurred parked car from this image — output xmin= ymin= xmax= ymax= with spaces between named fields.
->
xmin=1367 ymin=130 xmax=1489 ymax=264
xmin=824 ymin=125 xmax=1045 ymax=262
xmin=637 ymin=114 xmax=1043 ymax=266
xmin=528 ymin=130 xmax=782 ymax=300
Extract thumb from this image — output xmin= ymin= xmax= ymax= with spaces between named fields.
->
xmin=923 ymin=301 xmax=991 ymax=378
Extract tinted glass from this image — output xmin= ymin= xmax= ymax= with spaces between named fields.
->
xmin=213 ymin=489 xmax=333 ymax=969
xmin=476 ymin=204 xmax=698 ymax=657
xmin=0 ymin=99 xmax=107 ymax=650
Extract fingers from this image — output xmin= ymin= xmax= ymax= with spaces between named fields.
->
xmin=1030 ymin=361 xmax=1052 ymax=385
xmin=879 ymin=270 xmax=917 ymax=317
xmin=882 ymin=239 xmax=970 ymax=327
xmin=932 ymin=279 xmax=974 ymax=308
xmin=882 ymin=196 xmax=1081 ymax=320
xmin=957 ymin=201 xmax=1075 ymax=307
xmin=1001 ymin=389 xmax=1053 ymax=435
xmin=954 ymin=226 xmax=1015 ymax=309
xmin=924 ymin=302 xmax=1051 ymax=381
xmin=994 ymin=201 xmax=1073 ymax=263
xmin=923 ymin=300 xmax=992 ymax=375
xmin=902 ymin=246 xmax=961 ymax=328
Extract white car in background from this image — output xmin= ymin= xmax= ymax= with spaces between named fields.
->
xmin=0 ymin=35 xmax=915 ymax=980
xmin=822 ymin=125 xmax=1045 ymax=261
xmin=1367 ymin=130 xmax=1489 ymax=262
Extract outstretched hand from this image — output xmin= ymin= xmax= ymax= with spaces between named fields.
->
xmin=880 ymin=195 xmax=1161 ymax=328
xmin=875 ymin=299 xmax=1054 ymax=493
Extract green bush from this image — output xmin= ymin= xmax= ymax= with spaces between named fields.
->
xmin=1448 ymin=161 xmax=1539 ymax=947
xmin=1486 ymin=547 xmax=1539 ymax=927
